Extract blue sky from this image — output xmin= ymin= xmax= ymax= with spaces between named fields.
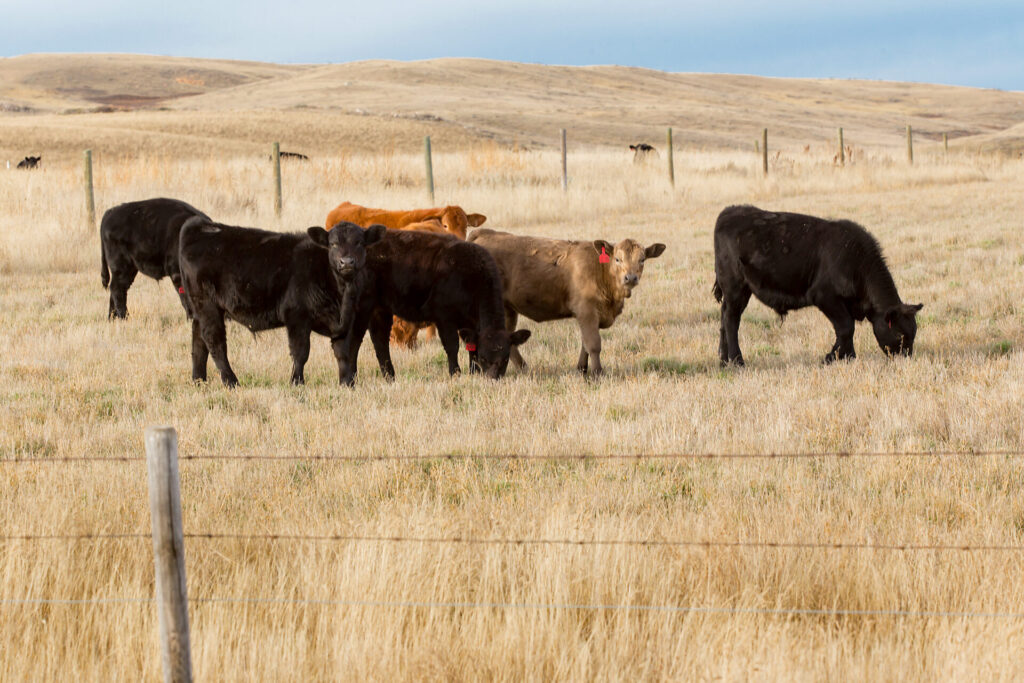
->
xmin=3 ymin=0 xmax=1023 ymax=90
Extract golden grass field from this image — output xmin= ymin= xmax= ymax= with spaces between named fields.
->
xmin=2 ymin=55 xmax=1024 ymax=680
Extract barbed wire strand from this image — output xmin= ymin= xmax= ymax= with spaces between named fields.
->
xmin=4 ymin=449 xmax=1024 ymax=464
xmin=2 ymin=532 xmax=1023 ymax=553
xmin=3 ymin=596 xmax=1022 ymax=618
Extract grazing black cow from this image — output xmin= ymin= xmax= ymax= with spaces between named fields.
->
xmin=179 ymin=218 xmax=380 ymax=387
xmin=332 ymin=224 xmax=530 ymax=384
xmin=17 ymin=156 xmax=41 ymax=169
xmin=100 ymin=198 xmax=209 ymax=319
xmin=269 ymin=151 xmax=309 ymax=161
xmin=713 ymin=205 xmax=923 ymax=366
xmin=629 ymin=143 xmax=657 ymax=163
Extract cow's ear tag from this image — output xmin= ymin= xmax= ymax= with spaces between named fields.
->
xmin=599 ymin=246 xmax=610 ymax=264
xmin=888 ymin=320 xmax=892 ymax=329
xmin=178 ymin=286 xmax=185 ymax=294
xmin=465 ymin=343 xmax=477 ymax=352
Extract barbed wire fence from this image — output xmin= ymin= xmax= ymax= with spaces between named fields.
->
xmin=4 ymin=427 xmax=1024 ymax=680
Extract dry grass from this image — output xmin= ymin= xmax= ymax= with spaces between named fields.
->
xmin=2 ymin=141 xmax=1024 ymax=680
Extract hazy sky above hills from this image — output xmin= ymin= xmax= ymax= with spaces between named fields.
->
xmin=3 ymin=0 xmax=1023 ymax=90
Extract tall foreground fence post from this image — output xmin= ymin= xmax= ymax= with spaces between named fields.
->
xmin=146 ymin=426 xmax=193 ymax=683
xmin=761 ymin=128 xmax=768 ymax=175
xmin=424 ymin=136 xmax=435 ymax=204
xmin=906 ymin=125 xmax=914 ymax=165
xmin=272 ymin=142 xmax=282 ymax=218
xmin=666 ymin=127 xmax=675 ymax=187
xmin=84 ymin=150 xmax=96 ymax=229
xmin=560 ymin=128 xmax=568 ymax=192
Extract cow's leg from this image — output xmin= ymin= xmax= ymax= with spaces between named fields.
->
xmin=107 ymin=261 xmax=138 ymax=320
xmin=506 ymin=308 xmax=526 ymax=369
xmin=576 ymin=315 xmax=603 ymax=377
xmin=197 ymin=307 xmax=238 ymax=387
xmin=333 ymin=313 xmax=371 ymax=387
xmin=721 ymin=288 xmax=751 ymax=366
xmin=286 ymin=324 xmax=311 ymax=385
xmin=368 ymin=309 xmax=396 ymax=381
xmin=815 ymin=297 xmax=856 ymax=363
xmin=435 ymin=323 xmax=462 ymax=376
xmin=190 ymin=319 xmax=209 ymax=382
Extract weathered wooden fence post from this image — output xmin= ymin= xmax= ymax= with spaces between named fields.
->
xmin=146 ymin=426 xmax=193 ymax=683
xmin=560 ymin=128 xmax=568 ymax=192
xmin=906 ymin=125 xmax=914 ymax=165
xmin=424 ymin=136 xmax=435 ymax=204
xmin=838 ymin=127 xmax=845 ymax=166
xmin=943 ymin=133 xmax=949 ymax=154
xmin=272 ymin=142 xmax=282 ymax=217
xmin=761 ymin=128 xmax=768 ymax=175
xmin=666 ymin=127 xmax=675 ymax=187
xmin=84 ymin=150 xmax=96 ymax=229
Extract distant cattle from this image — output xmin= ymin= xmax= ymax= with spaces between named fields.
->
xmin=100 ymin=198 xmax=209 ymax=319
xmin=629 ymin=144 xmax=658 ymax=163
xmin=179 ymin=219 xmax=380 ymax=387
xmin=270 ymin=151 xmax=309 ymax=161
xmin=325 ymin=201 xmax=486 ymax=240
xmin=17 ymin=156 xmax=41 ymax=169
xmin=712 ymin=205 xmax=923 ymax=366
xmin=333 ymin=225 xmax=530 ymax=384
xmin=468 ymin=228 xmax=666 ymax=377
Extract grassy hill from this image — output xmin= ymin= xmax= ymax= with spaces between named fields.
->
xmin=2 ymin=53 xmax=1023 ymax=161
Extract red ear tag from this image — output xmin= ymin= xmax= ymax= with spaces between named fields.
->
xmin=178 ymin=286 xmax=185 ymax=294
xmin=599 ymin=246 xmax=610 ymax=264
xmin=888 ymin=320 xmax=892 ymax=329
xmin=465 ymin=343 xmax=477 ymax=352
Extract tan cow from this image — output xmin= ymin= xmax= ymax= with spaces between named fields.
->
xmin=468 ymin=228 xmax=666 ymax=376
xmin=325 ymin=201 xmax=486 ymax=239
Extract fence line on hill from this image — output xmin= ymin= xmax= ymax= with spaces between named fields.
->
xmin=5 ymin=426 xmax=1024 ymax=680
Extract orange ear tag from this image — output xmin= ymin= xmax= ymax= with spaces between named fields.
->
xmin=599 ymin=247 xmax=610 ymax=264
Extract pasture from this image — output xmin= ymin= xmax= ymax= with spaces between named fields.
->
xmin=2 ymin=142 xmax=1024 ymax=680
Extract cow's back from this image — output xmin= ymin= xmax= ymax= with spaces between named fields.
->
xmin=469 ymin=229 xmax=581 ymax=322
xmin=102 ymin=198 xmax=208 ymax=278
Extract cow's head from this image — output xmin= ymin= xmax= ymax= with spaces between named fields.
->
xmin=313 ymin=221 xmax=386 ymax=280
xmin=872 ymin=302 xmax=923 ymax=357
xmin=460 ymin=327 xmax=531 ymax=379
xmin=594 ymin=239 xmax=666 ymax=297
xmin=439 ymin=207 xmax=486 ymax=239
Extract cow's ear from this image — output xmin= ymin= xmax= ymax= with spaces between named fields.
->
xmin=458 ymin=328 xmax=478 ymax=344
xmin=509 ymin=329 xmax=531 ymax=347
xmin=906 ymin=303 xmax=924 ymax=315
xmin=307 ymin=227 xmax=329 ymax=246
xmin=467 ymin=213 xmax=487 ymax=227
xmin=593 ymin=240 xmax=614 ymax=255
xmin=364 ymin=224 xmax=387 ymax=245
xmin=645 ymin=243 xmax=666 ymax=259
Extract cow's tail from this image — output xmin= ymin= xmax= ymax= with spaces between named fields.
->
xmin=712 ymin=279 xmax=722 ymax=303
xmin=100 ymin=243 xmax=110 ymax=289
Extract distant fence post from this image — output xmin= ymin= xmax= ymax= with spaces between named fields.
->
xmin=761 ymin=128 xmax=768 ymax=175
xmin=943 ymin=133 xmax=949 ymax=155
xmin=560 ymin=129 xmax=568 ymax=191
xmin=146 ymin=426 xmax=193 ymax=683
xmin=424 ymin=136 xmax=435 ymax=204
xmin=84 ymin=150 xmax=96 ymax=229
xmin=838 ymin=127 xmax=845 ymax=166
xmin=906 ymin=125 xmax=914 ymax=165
xmin=272 ymin=142 xmax=282 ymax=217
xmin=666 ymin=127 xmax=675 ymax=187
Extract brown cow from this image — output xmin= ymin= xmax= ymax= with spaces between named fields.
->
xmin=325 ymin=201 xmax=486 ymax=239
xmin=468 ymin=228 xmax=666 ymax=377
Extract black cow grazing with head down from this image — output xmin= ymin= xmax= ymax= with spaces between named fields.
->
xmin=179 ymin=218 xmax=380 ymax=387
xmin=713 ymin=205 xmax=923 ymax=366
xmin=331 ymin=223 xmax=530 ymax=384
xmin=629 ymin=143 xmax=657 ymax=163
xmin=100 ymin=198 xmax=209 ymax=319
xmin=17 ymin=156 xmax=41 ymax=169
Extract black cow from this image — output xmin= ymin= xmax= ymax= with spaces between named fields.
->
xmin=179 ymin=218 xmax=379 ymax=387
xmin=17 ymin=156 xmax=41 ymax=169
xmin=332 ymin=223 xmax=531 ymax=384
xmin=100 ymin=198 xmax=209 ymax=319
xmin=268 ymin=151 xmax=310 ymax=161
xmin=713 ymin=205 xmax=923 ymax=366
xmin=629 ymin=143 xmax=657 ymax=163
